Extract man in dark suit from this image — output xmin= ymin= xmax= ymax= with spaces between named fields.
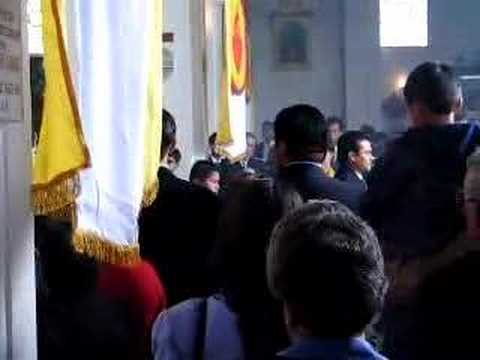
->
xmin=229 ymin=132 xmax=269 ymax=180
xmin=206 ymin=132 xmax=235 ymax=188
xmin=139 ymin=110 xmax=220 ymax=306
xmin=274 ymin=104 xmax=363 ymax=214
xmin=335 ymin=131 xmax=374 ymax=192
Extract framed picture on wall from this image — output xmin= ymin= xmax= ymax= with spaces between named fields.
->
xmin=271 ymin=12 xmax=312 ymax=71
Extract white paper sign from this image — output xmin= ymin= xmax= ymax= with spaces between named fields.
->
xmin=0 ymin=2 xmax=23 ymax=122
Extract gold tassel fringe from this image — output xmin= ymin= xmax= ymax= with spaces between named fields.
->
xmin=46 ymin=203 xmax=76 ymax=221
xmin=74 ymin=230 xmax=140 ymax=265
xmin=32 ymin=174 xmax=80 ymax=216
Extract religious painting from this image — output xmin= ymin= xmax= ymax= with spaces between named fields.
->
xmin=272 ymin=14 xmax=311 ymax=71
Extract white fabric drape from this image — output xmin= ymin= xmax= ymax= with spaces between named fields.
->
xmin=66 ymin=1 xmax=155 ymax=246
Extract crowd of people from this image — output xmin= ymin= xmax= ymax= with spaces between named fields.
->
xmin=36 ymin=61 xmax=480 ymax=360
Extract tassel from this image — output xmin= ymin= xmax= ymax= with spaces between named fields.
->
xmin=74 ymin=230 xmax=141 ymax=265
xmin=32 ymin=174 xmax=80 ymax=215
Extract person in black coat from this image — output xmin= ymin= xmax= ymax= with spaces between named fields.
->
xmin=273 ymin=104 xmax=363 ymax=214
xmin=335 ymin=131 xmax=374 ymax=192
xmin=362 ymin=62 xmax=480 ymax=360
xmin=139 ymin=110 xmax=220 ymax=306
xmin=363 ymin=62 xmax=480 ymax=262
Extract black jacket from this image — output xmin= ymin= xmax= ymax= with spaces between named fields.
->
xmin=335 ymin=165 xmax=368 ymax=192
xmin=139 ymin=167 xmax=220 ymax=305
xmin=362 ymin=123 xmax=480 ymax=261
xmin=277 ymin=162 xmax=364 ymax=214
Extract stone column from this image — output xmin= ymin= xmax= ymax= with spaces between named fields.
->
xmin=0 ymin=0 xmax=37 ymax=358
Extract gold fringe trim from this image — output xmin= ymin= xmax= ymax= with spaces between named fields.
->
xmin=141 ymin=179 xmax=159 ymax=208
xmin=73 ymin=230 xmax=140 ymax=265
xmin=32 ymin=175 xmax=80 ymax=215
xmin=46 ymin=203 xmax=76 ymax=221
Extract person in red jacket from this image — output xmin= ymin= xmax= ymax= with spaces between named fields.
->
xmin=35 ymin=216 xmax=167 ymax=359
xmin=98 ymin=260 xmax=167 ymax=356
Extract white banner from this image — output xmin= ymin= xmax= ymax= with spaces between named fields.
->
xmin=66 ymin=1 xmax=156 ymax=247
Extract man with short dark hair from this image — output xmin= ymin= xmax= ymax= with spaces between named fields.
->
xmin=360 ymin=124 xmax=389 ymax=159
xmin=230 ymin=132 xmax=268 ymax=179
xmin=206 ymin=132 xmax=233 ymax=185
xmin=207 ymin=132 xmax=223 ymax=165
xmin=267 ymin=201 xmax=387 ymax=360
xmin=336 ymin=131 xmax=374 ymax=191
xmin=274 ymin=104 xmax=363 ymax=213
xmin=363 ymin=62 xmax=480 ymax=359
xmin=364 ymin=62 xmax=478 ymax=261
xmin=139 ymin=110 xmax=220 ymax=306
xmin=327 ymin=116 xmax=345 ymax=146
xmin=189 ymin=160 xmax=221 ymax=194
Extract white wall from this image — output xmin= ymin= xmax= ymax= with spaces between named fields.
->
xmin=252 ymin=0 xmax=480 ymax=133
xmin=250 ymin=0 xmax=345 ymax=135
xmin=344 ymin=0 xmax=480 ymax=132
xmin=344 ymin=0 xmax=382 ymax=130
xmin=163 ymin=0 xmax=207 ymax=178
xmin=379 ymin=0 xmax=480 ymax=131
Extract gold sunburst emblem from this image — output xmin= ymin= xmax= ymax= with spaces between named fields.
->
xmin=227 ymin=0 xmax=247 ymax=95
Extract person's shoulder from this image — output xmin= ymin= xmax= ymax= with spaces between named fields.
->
xmin=153 ymin=297 xmax=209 ymax=339
xmin=374 ymin=131 xmax=420 ymax=166
xmin=157 ymin=167 xmax=190 ymax=193
xmin=326 ymin=174 xmax=362 ymax=195
xmin=279 ymin=162 xmax=318 ymax=176
xmin=121 ymin=261 xmax=165 ymax=291
xmin=281 ymin=163 xmax=333 ymax=187
xmin=99 ymin=261 xmax=165 ymax=295
xmin=335 ymin=165 xmax=352 ymax=181
xmin=156 ymin=298 xmax=206 ymax=324
xmin=405 ymin=123 xmax=478 ymax=142
xmin=152 ymin=298 xmax=205 ymax=359
xmin=387 ymin=131 xmax=415 ymax=151
xmin=170 ymin=175 xmax=193 ymax=193
xmin=306 ymin=168 xmax=362 ymax=200
xmin=152 ymin=295 xmax=241 ymax=360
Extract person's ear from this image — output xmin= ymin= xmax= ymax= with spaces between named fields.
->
xmin=454 ymin=94 xmax=464 ymax=115
xmin=348 ymin=151 xmax=356 ymax=163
